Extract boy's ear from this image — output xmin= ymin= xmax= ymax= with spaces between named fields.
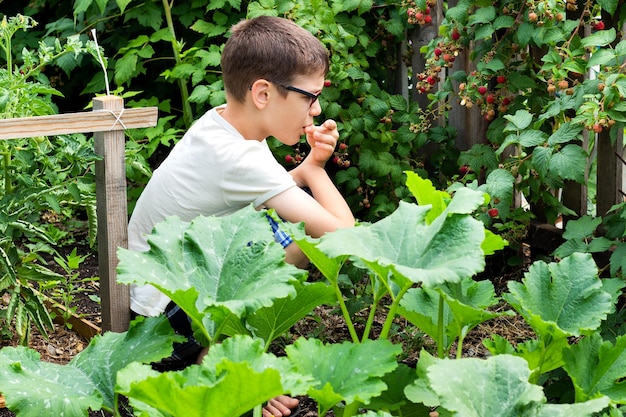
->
xmin=249 ymin=79 xmax=272 ymax=109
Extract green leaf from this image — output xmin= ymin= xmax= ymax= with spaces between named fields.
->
xmin=71 ymin=316 xmax=183 ymax=409
xmin=427 ymin=354 xmax=610 ymax=416
xmin=117 ymin=206 xmax=306 ymax=342
xmin=405 ymin=171 xmax=450 ymax=223
xmin=610 ymin=243 xmax=626 ymax=276
xmin=114 ymin=53 xmax=138 ymax=85
xmin=429 ymin=354 xmax=544 ymax=415
xmin=549 ymin=144 xmax=587 ymax=183
xmin=581 ymin=28 xmax=616 ymax=48
xmin=518 ymin=129 xmax=548 ymax=147
xmin=564 ymin=333 xmax=626 ymax=402
xmin=366 ymin=364 xmax=418 ymax=412
xmin=484 ymin=169 xmax=515 ymax=220
xmin=388 ymin=94 xmax=407 ymax=111
xmin=474 ymin=24 xmax=494 ymax=41
xmin=562 ymin=215 xmax=602 ymax=239
xmin=587 ymin=49 xmax=617 ymax=68
xmin=314 ymin=200 xmax=487 ymax=288
xmin=468 ymin=6 xmax=495 ymax=24
xmin=115 ymin=0 xmax=133 ymax=13
xmin=515 ymin=22 xmax=534 ymax=46
xmin=399 ymin=286 xmax=455 ymax=351
xmin=190 ymin=20 xmax=228 ymax=38
xmin=493 ymin=15 xmax=515 ymax=30
xmin=0 ymin=347 xmax=101 ymax=417
xmin=246 ymin=281 xmax=336 ymax=344
xmin=201 ymin=335 xmax=313 ymax=395
xmin=532 ymin=146 xmax=552 ymax=178
xmin=118 ymin=360 xmax=285 ymax=417
xmin=0 ymin=316 xmax=179 ymax=415
xmin=598 ymin=0 xmax=619 ymax=14
xmin=404 ymin=350 xmax=441 ymax=407
xmin=504 ymin=109 xmax=533 ymax=131
xmin=504 ymin=253 xmax=614 ymax=339
xmin=285 ymin=221 xmax=347 ymax=284
xmin=286 ymin=338 xmax=401 ymax=415
xmin=399 ymin=278 xmax=510 ymax=352
xmin=548 ymin=122 xmax=583 ymax=145
xmin=73 ymin=0 xmax=92 ymax=15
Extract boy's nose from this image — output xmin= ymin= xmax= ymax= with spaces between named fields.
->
xmin=309 ymin=99 xmax=322 ymax=116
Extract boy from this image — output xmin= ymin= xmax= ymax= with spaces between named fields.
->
xmin=127 ymin=15 xmax=355 ymax=417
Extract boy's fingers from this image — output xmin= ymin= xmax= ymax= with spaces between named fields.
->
xmin=322 ymin=119 xmax=337 ymax=130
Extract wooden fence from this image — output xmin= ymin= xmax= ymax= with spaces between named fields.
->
xmin=0 ymin=96 xmax=157 ymax=333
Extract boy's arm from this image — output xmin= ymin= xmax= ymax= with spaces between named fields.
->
xmin=265 ymin=119 xmax=355 ymax=238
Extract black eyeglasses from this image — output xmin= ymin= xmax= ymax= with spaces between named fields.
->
xmin=274 ymin=82 xmax=321 ymax=108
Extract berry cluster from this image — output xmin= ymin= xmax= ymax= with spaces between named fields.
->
xmin=409 ymin=108 xmax=433 ymax=133
xmin=414 ymin=33 xmax=461 ymax=93
xmin=457 ymin=73 xmax=514 ymax=121
xmin=521 ymin=0 xmax=566 ymax=26
xmin=566 ymin=0 xmax=577 ymax=12
xmin=332 ymin=142 xmax=351 ymax=168
xmin=404 ymin=0 xmax=436 ymax=26
xmin=356 ymin=185 xmax=374 ymax=209
xmin=284 ymin=146 xmax=306 ymax=166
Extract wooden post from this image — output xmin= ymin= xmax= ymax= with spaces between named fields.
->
xmin=93 ymin=96 xmax=130 ymax=332
xmin=596 ymin=128 xmax=624 ymax=217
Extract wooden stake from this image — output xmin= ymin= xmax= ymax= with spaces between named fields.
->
xmin=94 ymin=96 xmax=131 ymax=332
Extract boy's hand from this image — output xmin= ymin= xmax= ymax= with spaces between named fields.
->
xmin=304 ymin=119 xmax=338 ymax=166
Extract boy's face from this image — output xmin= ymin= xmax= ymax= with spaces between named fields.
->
xmin=268 ymin=72 xmax=325 ymax=146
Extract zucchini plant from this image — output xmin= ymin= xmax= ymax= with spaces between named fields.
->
xmin=0 ymin=174 xmax=622 ymax=416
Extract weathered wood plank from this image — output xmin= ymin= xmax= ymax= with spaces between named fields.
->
xmin=0 ymin=106 xmax=157 ymax=140
xmin=596 ymin=128 xmax=624 ymax=217
xmin=94 ymin=96 xmax=132 ymax=333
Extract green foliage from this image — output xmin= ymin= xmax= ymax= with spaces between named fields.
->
xmin=116 ymin=208 xmax=308 ymax=347
xmin=0 ymin=316 xmax=181 ymax=415
xmin=4 ymin=174 xmax=626 ymax=416
xmin=0 ymin=15 xmax=100 ymax=343
xmin=553 ymin=203 xmax=626 ymax=277
xmin=406 ymin=352 xmax=610 ymax=417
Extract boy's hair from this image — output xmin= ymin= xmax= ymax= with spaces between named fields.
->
xmin=221 ymin=16 xmax=330 ymax=103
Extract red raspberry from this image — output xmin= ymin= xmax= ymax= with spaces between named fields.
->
xmin=451 ymin=30 xmax=460 ymax=41
xmin=434 ymin=47 xmax=442 ymax=56
xmin=324 ymin=80 xmax=332 ymax=87
xmin=496 ymin=75 xmax=506 ymax=84
xmin=594 ymin=21 xmax=605 ymax=30
xmin=285 ymin=155 xmax=294 ymax=163
xmin=477 ymin=86 xmax=488 ymax=95
xmin=486 ymin=94 xmax=495 ymax=104
xmin=488 ymin=208 xmax=499 ymax=217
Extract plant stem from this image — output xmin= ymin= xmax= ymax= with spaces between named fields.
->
xmin=437 ymin=294 xmax=445 ymax=359
xmin=456 ymin=327 xmax=465 ymax=359
xmin=361 ymin=299 xmax=378 ymax=342
xmin=334 ymin=284 xmax=360 ymax=343
xmin=2 ymin=150 xmax=12 ymax=194
xmin=379 ymin=284 xmax=411 ymax=340
xmin=161 ymin=0 xmax=193 ymax=128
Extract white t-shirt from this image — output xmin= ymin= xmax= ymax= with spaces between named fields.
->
xmin=128 ymin=106 xmax=297 ymax=316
